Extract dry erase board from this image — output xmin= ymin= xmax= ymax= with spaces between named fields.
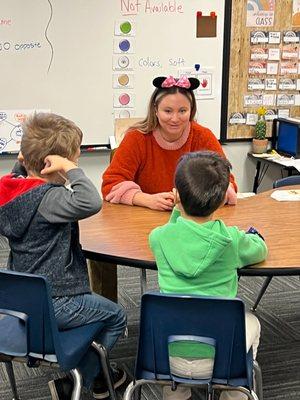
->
xmin=0 ymin=0 xmax=231 ymax=153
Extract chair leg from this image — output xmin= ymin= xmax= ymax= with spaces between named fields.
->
xmin=253 ymin=361 xmax=263 ymax=400
xmin=133 ymin=385 xmax=142 ymax=400
xmin=140 ymin=269 xmax=147 ymax=295
xmin=123 ymin=380 xmax=135 ymax=400
xmin=213 ymin=384 xmax=258 ymax=400
xmin=249 ymin=391 xmax=260 ymax=400
xmin=207 ymin=385 xmax=213 ymax=400
xmin=251 ymin=277 xmax=272 ymax=311
xmin=92 ymin=341 xmax=117 ymax=400
xmin=123 ymin=380 xmax=146 ymax=400
xmin=207 ymin=390 xmax=213 ymax=400
xmin=4 ymin=361 xmax=21 ymax=400
xmin=70 ymin=369 xmax=82 ymax=400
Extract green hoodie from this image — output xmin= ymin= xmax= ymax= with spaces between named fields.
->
xmin=149 ymin=208 xmax=268 ymax=358
xmin=150 ymin=208 xmax=267 ymax=298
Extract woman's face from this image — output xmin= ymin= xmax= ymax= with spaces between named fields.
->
xmin=156 ymin=92 xmax=191 ymax=142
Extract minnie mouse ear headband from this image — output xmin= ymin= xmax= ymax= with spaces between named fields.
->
xmin=153 ymin=75 xmax=200 ymax=91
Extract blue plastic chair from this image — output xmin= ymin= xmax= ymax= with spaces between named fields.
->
xmin=251 ymin=174 xmax=300 ymax=312
xmin=123 ymin=292 xmax=262 ymax=400
xmin=273 ymin=175 xmax=300 ymax=188
xmin=0 ymin=269 xmax=117 ymax=400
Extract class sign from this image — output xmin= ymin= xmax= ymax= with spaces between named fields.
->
xmin=246 ymin=0 xmax=275 ymax=28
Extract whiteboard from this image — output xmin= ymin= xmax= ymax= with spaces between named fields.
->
xmin=0 ymin=0 xmax=230 ymax=152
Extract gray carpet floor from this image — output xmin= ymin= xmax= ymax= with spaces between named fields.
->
xmin=0 ymin=235 xmax=299 ymax=399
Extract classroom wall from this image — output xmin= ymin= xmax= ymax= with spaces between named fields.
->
xmin=0 ymin=1 xmax=285 ymax=194
xmin=0 ymin=0 xmax=228 ymax=150
xmin=228 ymin=0 xmax=300 ymax=140
xmin=0 ymin=143 xmax=277 ymax=194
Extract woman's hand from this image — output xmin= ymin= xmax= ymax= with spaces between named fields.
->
xmin=147 ymin=192 xmax=175 ymax=211
xmin=133 ymin=191 xmax=175 ymax=211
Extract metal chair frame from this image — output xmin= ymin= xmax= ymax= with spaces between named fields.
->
xmin=123 ymin=292 xmax=263 ymax=400
xmin=0 ymin=269 xmax=117 ymax=400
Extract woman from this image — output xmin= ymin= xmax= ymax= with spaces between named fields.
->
xmin=102 ymin=75 xmax=237 ymax=210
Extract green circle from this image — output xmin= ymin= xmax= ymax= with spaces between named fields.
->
xmin=120 ymin=21 xmax=131 ymax=34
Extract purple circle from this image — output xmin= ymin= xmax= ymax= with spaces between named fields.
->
xmin=119 ymin=39 xmax=130 ymax=52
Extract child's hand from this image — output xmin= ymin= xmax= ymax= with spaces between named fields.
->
xmin=224 ymin=183 xmax=237 ymax=205
xmin=246 ymin=227 xmax=265 ymax=241
xmin=172 ymin=188 xmax=180 ymax=206
xmin=40 ymin=155 xmax=78 ymax=176
xmin=17 ymin=151 xmax=24 ymax=165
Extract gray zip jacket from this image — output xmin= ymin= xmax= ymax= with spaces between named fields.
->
xmin=0 ymin=168 xmax=101 ymax=297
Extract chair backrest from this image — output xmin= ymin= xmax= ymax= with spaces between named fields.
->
xmin=114 ymin=118 xmax=143 ymax=147
xmin=135 ymin=292 xmax=252 ymax=388
xmin=273 ymin=175 xmax=300 ymax=188
xmin=0 ymin=269 xmax=61 ymax=361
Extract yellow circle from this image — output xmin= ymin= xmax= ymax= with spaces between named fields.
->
xmin=118 ymin=74 xmax=129 ymax=86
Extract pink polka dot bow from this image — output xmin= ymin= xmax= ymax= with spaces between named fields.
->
xmin=161 ymin=75 xmax=191 ymax=89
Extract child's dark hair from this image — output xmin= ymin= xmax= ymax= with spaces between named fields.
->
xmin=175 ymin=151 xmax=231 ymax=217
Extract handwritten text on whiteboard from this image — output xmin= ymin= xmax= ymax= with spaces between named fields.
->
xmin=120 ymin=0 xmax=184 ymax=15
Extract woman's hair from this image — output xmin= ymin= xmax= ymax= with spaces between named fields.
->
xmin=175 ymin=151 xmax=231 ymax=217
xmin=21 ymin=112 xmax=83 ymax=176
xmin=130 ymin=86 xmax=197 ymax=134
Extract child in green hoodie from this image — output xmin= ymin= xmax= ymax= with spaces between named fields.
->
xmin=149 ymin=151 xmax=268 ymax=400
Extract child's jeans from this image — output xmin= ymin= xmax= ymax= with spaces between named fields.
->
xmin=53 ymin=292 xmax=127 ymax=389
xmin=163 ymin=312 xmax=261 ymax=400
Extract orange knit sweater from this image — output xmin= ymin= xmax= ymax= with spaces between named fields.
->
xmin=102 ymin=122 xmax=237 ymax=203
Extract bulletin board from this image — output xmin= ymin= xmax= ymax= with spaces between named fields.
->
xmin=0 ymin=0 xmax=232 ymax=154
xmin=225 ymin=0 xmax=300 ymax=141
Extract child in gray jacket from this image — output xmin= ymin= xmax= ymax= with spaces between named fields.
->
xmin=0 ymin=113 xmax=126 ymax=400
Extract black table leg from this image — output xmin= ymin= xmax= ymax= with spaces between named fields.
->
xmin=253 ymin=160 xmax=261 ymax=193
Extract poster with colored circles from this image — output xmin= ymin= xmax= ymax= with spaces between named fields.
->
xmin=113 ymin=38 xmax=134 ymax=54
xmin=113 ymin=92 xmax=135 ymax=108
xmin=114 ymin=20 xmax=135 ymax=36
xmin=113 ymin=73 xmax=134 ymax=89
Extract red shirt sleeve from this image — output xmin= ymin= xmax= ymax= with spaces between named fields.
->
xmin=101 ymin=131 xmax=144 ymax=198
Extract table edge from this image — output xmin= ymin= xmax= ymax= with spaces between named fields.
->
xmin=84 ymin=250 xmax=300 ymax=276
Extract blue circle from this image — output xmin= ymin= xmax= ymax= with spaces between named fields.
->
xmin=119 ymin=39 xmax=130 ymax=52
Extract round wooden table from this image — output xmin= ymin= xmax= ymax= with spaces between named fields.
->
xmin=80 ymin=187 xmax=300 ymax=301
